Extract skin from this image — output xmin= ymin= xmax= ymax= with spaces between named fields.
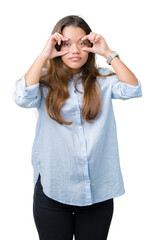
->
xmin=56 ymin=25 xmax=138 ymax=86
xmin=60 ymin=26 xmax=90 ymax=75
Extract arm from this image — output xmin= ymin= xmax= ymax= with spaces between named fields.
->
xmin=81 ymin=32 xmax=139 ymax=86
xmin=102 ymin=49 xmax=138 ymax=86
xmin=81 ymin=32 xmax=142 ymax=100
xmin=13 ymin=55 xmax=47 ymax=108
xmin=13 ymin=32 xmax=70 ymax=108
xmin=25 ymin=54 xmax=47 ymax=87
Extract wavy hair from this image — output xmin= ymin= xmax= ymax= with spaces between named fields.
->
xmin=39 ymin=15 xmax=116 ymax=125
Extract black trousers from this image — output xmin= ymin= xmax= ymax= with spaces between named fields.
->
xmin=33 ymin=174 xmax=114 ymax=240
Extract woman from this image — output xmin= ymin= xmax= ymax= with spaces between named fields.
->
xmin=13 ymin=15 xmax=142 ymax=240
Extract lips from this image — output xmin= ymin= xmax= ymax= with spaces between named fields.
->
xmin=69 ymin=57 xmax=81 ymax=61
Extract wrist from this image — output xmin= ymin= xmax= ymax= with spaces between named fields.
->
xmin=102 ymin=49 xmax=113 ymax=59
xmin=38 ymin=54 xmax=48 ymax=63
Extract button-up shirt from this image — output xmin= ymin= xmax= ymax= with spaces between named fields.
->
xmin=13 ymin=67 xmax=143 ymax=206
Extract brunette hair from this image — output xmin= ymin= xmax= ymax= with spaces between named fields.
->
xmin=39 ymin=15 xmax=116 ymax=125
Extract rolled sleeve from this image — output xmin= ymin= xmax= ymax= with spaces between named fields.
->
xmin=13 ymin=74 xmax=42 ymax=108
xmin=111 ymin=76 xmax=143 ymax=100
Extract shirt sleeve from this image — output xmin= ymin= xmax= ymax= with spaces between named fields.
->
xmin=13 ymin=74 xmax=42 ymax=108
xmin=101 ymin=67 xmax=143 ymax=100
xmin=111 ymin=74 xmax=143 ymax=100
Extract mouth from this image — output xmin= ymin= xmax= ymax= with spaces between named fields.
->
xmin=69 ymin=57 xmax=81 ymax=61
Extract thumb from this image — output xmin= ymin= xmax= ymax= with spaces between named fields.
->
xmin=57 ymin=50 xmax=69 ymax=57
xmin=82 ymin=47 xmax=94 ymax=53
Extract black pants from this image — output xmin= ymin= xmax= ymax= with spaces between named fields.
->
xmin=33 ymin=174 xmax=114 ymax=240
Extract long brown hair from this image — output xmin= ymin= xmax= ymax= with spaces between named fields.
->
xmin=39 ymin=15 xmax=116 ymax=125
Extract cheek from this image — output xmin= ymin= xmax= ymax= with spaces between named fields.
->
xmin=83 ymin=52 xmax=89 ymax=62
xmin=61 ymin=55 xmax=68 ymax=63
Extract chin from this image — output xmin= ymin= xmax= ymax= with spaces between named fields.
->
xmin=67 ymin=61 xmax=86 ymax=69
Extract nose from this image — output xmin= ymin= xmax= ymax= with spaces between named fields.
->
xmin=71 ymin=43 xmax=80 ymax=54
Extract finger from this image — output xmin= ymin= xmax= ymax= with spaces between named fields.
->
xmin=55 ymin=33 xmax=69 ymax=43
xmin=81 ymin=34 xmax=90 ymax=41
xmin=49 ymin=32 xmax=67 ymax=41
xmin=89 ymin=32 xmax=97 ymax=42
xmin=95 ymin=35 xmax=101 ymax=42
xmin=53 ymin=34 xmax=63 ymax=45
xmin=50 ymin=34 xmax=60 ymax=44
xmin=52 ymin=33 xmax=68 ymax=45
xmin=82 ymin=47 xmax=94 ymax=53
xmin=60 ymin=37 xmax=69 ymax=45
xmin=82 ymin=36 xmax=94 ymax=44
xmin=56 ymin=50 xmax=69 ymax=57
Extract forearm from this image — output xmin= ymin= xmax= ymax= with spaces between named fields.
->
xmin=102 ymin=49 xmax=138 ymax=86
xmin=25 ymin=55 xmax=47 ymax=87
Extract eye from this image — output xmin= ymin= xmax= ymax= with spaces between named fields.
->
xmin=78 ymin=42 xmax=85 ymax=46
xmin=63 ymin=43 xmax=70 ymax=47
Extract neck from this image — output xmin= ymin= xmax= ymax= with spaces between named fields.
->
xmin=71 ymin=68 xmax=82 ymax=77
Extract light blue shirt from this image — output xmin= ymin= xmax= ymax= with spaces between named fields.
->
xmin=13 ymin=67 xmax=143 ymax=206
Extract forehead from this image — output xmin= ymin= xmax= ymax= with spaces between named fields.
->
xmin=62 ymin=26 xmax=86 ymax=41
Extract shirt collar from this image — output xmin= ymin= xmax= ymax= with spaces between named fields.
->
xmin=68 ymin=72 xmax=82 ymax=84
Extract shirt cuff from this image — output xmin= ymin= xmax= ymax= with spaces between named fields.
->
xmin=111 ymin=77 xmax=143 ymax=99
xmin=16 ymin=74 xmax=40 ymax=98
xmin=117 ymin=79 xmax=142 ymax=97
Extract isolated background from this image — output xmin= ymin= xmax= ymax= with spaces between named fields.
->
xmin=1 ymin=0 xmax=156 ymax=239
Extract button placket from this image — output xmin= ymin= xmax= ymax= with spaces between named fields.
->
xmin=71 ymin=83 xmax=92 ymax=205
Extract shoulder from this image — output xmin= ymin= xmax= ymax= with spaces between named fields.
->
xmin=96 ymin=67 xmax=119 ymax=90
xmin=97 ymin=67 xmax=115 ymax=76
xmin=41 ymin=67 xmax=48 ymax=75
xmin=97 ymin=67 xmax=116 ymax=84
xmin=40 ymin=68 xmax=49 ymax=99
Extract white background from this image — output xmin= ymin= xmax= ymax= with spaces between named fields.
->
xmin=1 ymin=0 xmax=156 ymax=239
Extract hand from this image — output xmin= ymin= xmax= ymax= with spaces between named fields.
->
xmin=81 ymin=32 xmax=112 ymax=58
xmin=40 ymin=32 xmax=69 ymax=60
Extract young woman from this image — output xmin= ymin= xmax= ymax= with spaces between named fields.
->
xmin=13 ymin=15 xmax=143 ymax=240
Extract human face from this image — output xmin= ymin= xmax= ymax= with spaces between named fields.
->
xmin=60 ymin=26 xmax=89 ymax=75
